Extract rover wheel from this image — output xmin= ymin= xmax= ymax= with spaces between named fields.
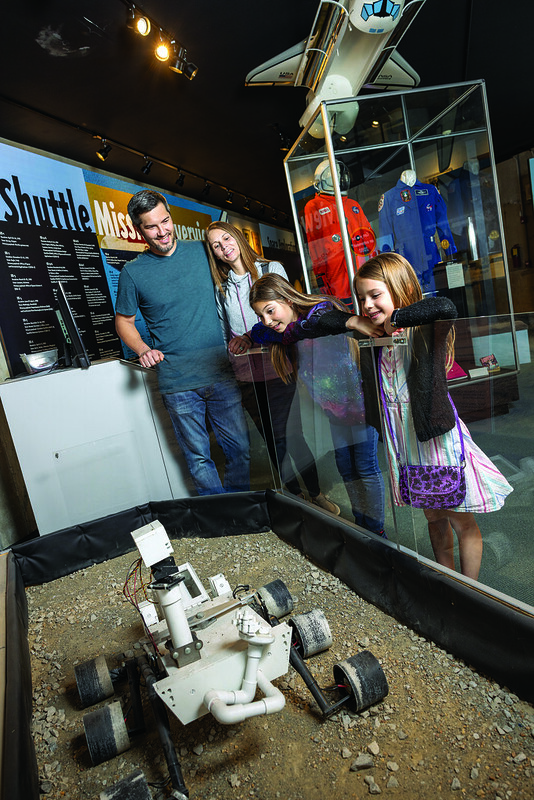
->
xmin=83 ymin=700 xmax=130 ymax=766
xmin=289 ymin=609 xmax=333 ymax=658
xmin=99 ymin=769 xmax=152 ymax=800
xmin=75 ymin=654 xmax=114 ymax=707
xmin=257 ymin=579 xmax=294 ymax=618
xmin=333 ymin=650 xmax=389 ymax=713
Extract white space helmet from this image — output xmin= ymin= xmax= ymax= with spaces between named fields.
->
xmin=313 ymin=159 xmax=351 ymax=194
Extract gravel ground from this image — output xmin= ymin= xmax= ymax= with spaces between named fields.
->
xmin=27 ymin=531 xmax=534 ymax=800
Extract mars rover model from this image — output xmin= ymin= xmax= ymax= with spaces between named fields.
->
xmin=74 ymin=521 xmax=388 ymax=799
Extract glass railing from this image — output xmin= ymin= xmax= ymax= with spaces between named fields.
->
xmin=249 ymin=311 xmax=533 ymax=611
xmin=228 ymin=350 xmax=284 ymax=494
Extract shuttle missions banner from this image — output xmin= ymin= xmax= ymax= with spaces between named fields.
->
xmin=0 ymin=141 xmax=217 ymax=376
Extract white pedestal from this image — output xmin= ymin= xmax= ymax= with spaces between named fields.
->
xmin=0 ymin=359 xmax=191 ymax=535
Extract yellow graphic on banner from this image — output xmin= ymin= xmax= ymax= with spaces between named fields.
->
xmin=85 ymin=183 xmax=213 ymax=250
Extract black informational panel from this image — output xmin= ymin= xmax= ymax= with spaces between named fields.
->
xmin=0 ymin=222 xmax=121 ymax=376
xmin=0 ymin=142 xmax=129 ymax=376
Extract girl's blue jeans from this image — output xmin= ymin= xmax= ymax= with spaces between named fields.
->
xmin=329 ymin=422 xmax=385 ymax=534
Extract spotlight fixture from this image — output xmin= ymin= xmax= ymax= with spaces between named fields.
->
xmin=175 ymin=171 xmax=185 ymax=187
xmin=127 ymin=9 xmax=197 ymax=78
xmin=141 ymin=158 xmax=153 ymax=175
xmin=243 ymin=197 xmax=250 ymax=211
xmin=201 ymin=181 xmax=210 ymax=197
xmin=169 ymin=43 xmax=187 ymax=74
xmin=183 ymin=61 xmax=198 ymax=80
xmin=272 ymin=210 xmax=278 ymax=220
xmin=96 ymin=141 xmax=112 ymax=162
xmin=226 ymin=190 xmax=233 ymax=205
xmin=126 ymin=6 xmax=136 ymax=27
xmin=155 ymin=32 xmax=170 ymax=62
xmin=259 ymin=204 xmax=265 ymax=216
xmin=131 ymin=9 xmax=151 ymax=37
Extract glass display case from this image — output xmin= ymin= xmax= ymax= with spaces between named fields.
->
xmin=284 ymin=81 xmax=514 ymax=323
xmin=282 ymin=79 xmax=522 ymax=452
xmin=242 ymin=81 xmax=534 ymax=612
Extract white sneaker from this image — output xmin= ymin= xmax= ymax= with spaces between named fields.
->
xmin=311 ymin=493 xmax=341 ymax=515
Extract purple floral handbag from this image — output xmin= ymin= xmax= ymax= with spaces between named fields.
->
xmin=397 ymin=462 xmax=466 ymax=509
xmin=379 ymin=361 xmax=466 ymax=510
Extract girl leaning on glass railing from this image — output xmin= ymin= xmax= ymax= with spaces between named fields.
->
xmin=229 ymin=273 xmax=385 ymax=536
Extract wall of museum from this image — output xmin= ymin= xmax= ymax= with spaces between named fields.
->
xmin=497 ymin=151 xmax=534 ymax=312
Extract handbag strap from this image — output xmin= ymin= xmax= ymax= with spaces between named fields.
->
xmin=378 ymin=349 xmax=465 ymax=464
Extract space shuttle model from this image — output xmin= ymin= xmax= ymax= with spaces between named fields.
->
xmin=245 ymin=0 xmax=427 ymax=136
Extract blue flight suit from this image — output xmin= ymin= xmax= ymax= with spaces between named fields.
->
xmin=378 ymin=179 xmax=456 ymax=293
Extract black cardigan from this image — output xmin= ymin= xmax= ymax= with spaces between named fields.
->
xmin=316 ymin=297 xmax=458 ymax=442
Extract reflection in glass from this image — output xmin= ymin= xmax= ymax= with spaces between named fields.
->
xmin=404 ymin=83 xmax=486 ymax=140
xmin=328 ymin=95 xmax=406 ymax=151
xmin=249 ymin=275 xmax=385 ymax=535
xmin=257 ymin=300 xmax=532 ymax=609
xmin=282 ymin=81 xmax=533 ymax=612
xmin=355 ymin=255 xmax=513 ymax=583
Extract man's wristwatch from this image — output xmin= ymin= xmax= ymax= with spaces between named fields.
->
xmin=389 ymin=309 xmax=400 ymax=331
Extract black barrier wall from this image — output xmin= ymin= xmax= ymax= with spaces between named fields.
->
xmin=1 ymin=552 xmax=40 ymax=800
xmin=265 ymin=491 xmax=534 ymax=703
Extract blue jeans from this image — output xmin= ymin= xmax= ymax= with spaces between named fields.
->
xmin=329 ymin=422 xmax=385 ymax=534
xmin=163 ymin=381 xmax=250 ymax=495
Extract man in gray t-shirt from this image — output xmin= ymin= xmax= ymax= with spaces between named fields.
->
xmin=115 ymin=189 xmax=250 ymax=495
